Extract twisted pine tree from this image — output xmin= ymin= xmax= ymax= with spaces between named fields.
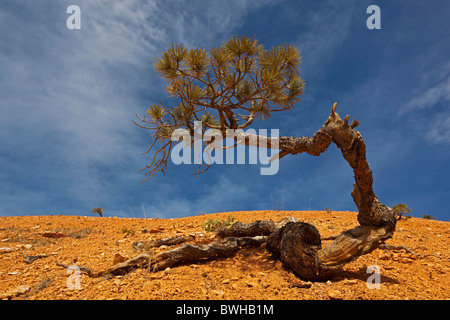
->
xmin=134 ymin=36 xmax=397 ymax=280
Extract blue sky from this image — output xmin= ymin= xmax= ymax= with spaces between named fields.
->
xmin=1 ymin=0 xmax=449 ymax=221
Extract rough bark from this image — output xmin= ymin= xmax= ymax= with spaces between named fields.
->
xmin=320 ymin=108 xmax=395 ymax=230
xmin=132 ymin=236 xmax=191 ymax=251
xmin=266 ymin=222 xmax=323 ymax=280
xmin=216 ymin=220 xmax=276 ymax=238
xmin=262 ymin=103 xmax=397 ymax=280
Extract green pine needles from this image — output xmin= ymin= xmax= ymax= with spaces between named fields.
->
xmin=135 ymin=36 xmax=305 ymax=180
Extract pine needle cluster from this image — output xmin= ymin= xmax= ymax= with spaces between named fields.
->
xmin=135 ymin=36 xmax=305 ymax=180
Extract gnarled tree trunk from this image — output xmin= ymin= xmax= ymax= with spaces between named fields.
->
xmin=263 ymin=103 xmax=396 ymax=280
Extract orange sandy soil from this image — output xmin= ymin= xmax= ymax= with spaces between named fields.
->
xmin=0 ymin=210 xmax=449 ymax=300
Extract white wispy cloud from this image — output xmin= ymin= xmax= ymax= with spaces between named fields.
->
xmin=0 ymin=0 xmax=277 ymax=215
xmin=399 ymin=75 xmax=450 ymax=115
xmin=398 ymin=60 xmax=450 ymax=144
xmin=424 ymin=112 xmax=450 ymax=144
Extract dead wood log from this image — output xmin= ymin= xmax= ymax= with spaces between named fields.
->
xmin=216 ymin=220 xmax=276 ymax=238
xmin=132 ymin=235 xmax=191 ymax=251
xmin=150 ymin=236 xmax=267 ymax=271
xmin=20 ymin=252 xmax=49 ymax=264
xmin=56 ymin=235 xmax=266 ymax=278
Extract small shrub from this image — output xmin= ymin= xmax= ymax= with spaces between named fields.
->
xmin=68 ymin=227 xmax=92 ymax=239
xmin=392 ymin=203 xmax=411 ymax=220
xmin=121 ymin=228 xmax=135 ymax=237
xmin=201 ymin=215 xmax=235 ymax=232
xmin=423 ymin=214 xmax=434 ymax=220
xmin=91 ymin=207 xmax=104 ymax=217
xmin=324 ymin=208 xmax=332 ymax=214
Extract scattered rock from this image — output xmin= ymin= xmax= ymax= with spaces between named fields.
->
xmin=113 ymin=252 xmax=127 ymax=265
xmin=212 ymin=290 xmax=224 ymax=297
xmin=246 ymin=281 xmax=258 ymax=288
xmin=149 ymin=228 xmax=164 ymax=234
xmin=0 ymin=285 xmax=31 ymax=300
xmin=40 ymin=231 xmax=68 ymax=238
xmin=327 ymin=289 xmax=343 ymax=300
xmin=0 ymin=247 xmax=14 ymax=254
xmin=343 ymin=279 xmax=359 ymax=285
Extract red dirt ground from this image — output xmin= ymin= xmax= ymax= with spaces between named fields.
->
xmin=0 ymin=210 xmax=448 ymax=300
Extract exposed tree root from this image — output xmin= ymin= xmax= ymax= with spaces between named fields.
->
xmin=216 ymin=220 xmax=276 ymax=238
xmin=21 ymin=252 xmax=49 ymax=264
xmin=132 ymin=235 xmax=192 ymax=251
xmin=56 ymin=234 xmax=267 ymax=278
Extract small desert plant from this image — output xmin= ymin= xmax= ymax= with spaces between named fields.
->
xmin=201 ymin=215 xmax=235 ymax=232
xmin=91 ymin=207 xmax=104 ymax=217
xmin=121 ymin=228 xmax=135 ymax=237
xmin=422 ymin=214 xmax=434 ymax=220
xmin=324 ymin=208 xmax=332 ymax=214
xmin=392 ymin=203 xmax=411 ymax=220
xmin=68 ymin=227 xmax=93 ymax=239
